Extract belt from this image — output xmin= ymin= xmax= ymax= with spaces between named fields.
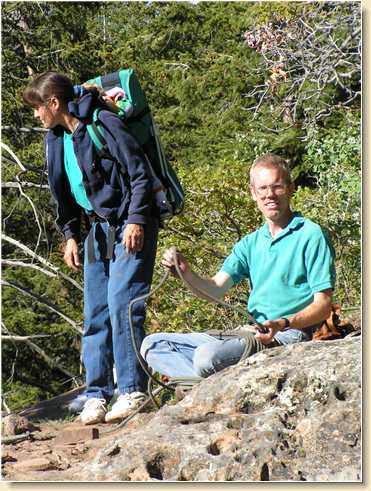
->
xmin=86 ymin=213 xmax=116 ymax=263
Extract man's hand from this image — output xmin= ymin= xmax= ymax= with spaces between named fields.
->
xmin=124 ymin=224 xmax=144 ymax=254
xmin=64 ymin=238 xmax=80 ymax=272
xmin=161 ymin=247 xmax=189 ymax=278
xmin=255 ymin=319 xmax=287 ymax=345
xmin=255 ymin=290 xmax=333 ymax=346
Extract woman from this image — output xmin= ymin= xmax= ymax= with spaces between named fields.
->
xmin=23 ymin=71 xmax=158 ymax=424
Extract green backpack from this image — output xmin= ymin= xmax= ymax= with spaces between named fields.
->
xmin=83 ymin=69 xmax=184 ymax=222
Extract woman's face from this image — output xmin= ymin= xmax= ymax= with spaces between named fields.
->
xmin=33 ymin=97 xmax=61 ymax=129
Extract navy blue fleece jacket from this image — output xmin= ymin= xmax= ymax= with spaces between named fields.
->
xmin=46 ymin=91 xmax=154 ymax=241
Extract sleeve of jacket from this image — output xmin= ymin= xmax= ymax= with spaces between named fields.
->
xmin=99 ymin=111 xmax=153 ymax=225
xmin=45 ymin=135 xmax=82 ymax=242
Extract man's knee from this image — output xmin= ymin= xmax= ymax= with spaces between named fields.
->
xmin=239 ymin=332 xmax=266 ymax=361
xmin=140 ymin=333 xmax=160 ymax=359
xmin=193 ymin=342 xmax=221 ymax=378
xmin=193 ymin=337 xmax=254 ymax=377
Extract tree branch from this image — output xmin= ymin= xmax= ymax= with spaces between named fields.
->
xmin=2 ymin=260 xmax=58 ymax=278
xmin=19 ymin=338 xmax=76 ymax=379
xmin=1 ymin=126 xmax=47 ymax=133
xmin=243 ymin=4 xmax=361 ymax=128
xmin=2 ymin=181 xmax=49 ymax=190
xmin=2 ymin=280 xmax=83 ymax=334
xmin=2 ymin=334 xmax=51 ymax=341
xmin=2 ymin=234 xmax=83 ymax=292
xmin=2 ymin=143 xmax=45 ymax=253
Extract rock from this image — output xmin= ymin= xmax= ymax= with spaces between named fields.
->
xmin=11 ymin=457 xmax=60 ymax=472
xmin=54 ymin=426 xmax=99 ymax=445
xmin=127 ymin=466 xmax=152 ymax=481
xmin=2 ymin=415 xmax=37 ymax=436
xmin=79 ymin=337 xmax=361 ymax=481
xmin=105 ymin=443 xmax=121 ymax=457
xmin=1 ymin=451 xmax=17 ymax=463
xmin=6 ymin=336 xmax=359 ymax=482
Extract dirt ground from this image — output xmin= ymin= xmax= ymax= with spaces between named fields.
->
xmin=2 ymin=409 xmax=156 ymax=481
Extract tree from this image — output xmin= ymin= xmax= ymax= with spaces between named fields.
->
xmin=242 ymin=2 xmax=361 ymax=131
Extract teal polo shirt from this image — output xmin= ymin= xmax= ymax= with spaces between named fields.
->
xmin=220 ymin=213 xmax=336 ymax=323
xmin=63 ymin=132 xmax=93 ymax=211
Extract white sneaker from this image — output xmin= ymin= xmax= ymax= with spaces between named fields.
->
xmin=105 ymin=392 xmax=146 ymax=423
xmin=79 ymin=398 xmax=107 ymax=425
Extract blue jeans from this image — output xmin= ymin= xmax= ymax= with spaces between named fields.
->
xmin=140 ymin=327 xmax=313 ymax=378
xmin=82 ymin=219 xmax=158 ymax=401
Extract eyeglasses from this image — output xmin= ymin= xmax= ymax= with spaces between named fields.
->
xmin=254 ymin=183 xmax=288 ymax=197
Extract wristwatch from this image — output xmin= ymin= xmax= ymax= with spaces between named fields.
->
xmin=281 ymin=318 xmax=290 ymax=330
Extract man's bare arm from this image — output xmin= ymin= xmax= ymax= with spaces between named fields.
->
xmin=287 ymin=289 xmax=333 ymax=329
xmin=161 ymin=247 xmax=234 ymax=301
xmin=255 ymin=289 xmax=333 ymax=345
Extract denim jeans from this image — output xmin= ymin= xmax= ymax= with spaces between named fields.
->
xmin=140 ymin=327 xmax=313 ymax=378
xmin=82 ymin=218 xmax=158 ymax=401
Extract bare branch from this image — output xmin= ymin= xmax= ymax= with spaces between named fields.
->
xmin=2 ymin=234 xmax=83 ymax=292
xmin=2 ymin=181 xmax=49 ymax=190
xmin=243 ymin=3 xmax=361 ymax=128
xmin=165 ymin=225 xmax=226 ymax=259
xmin=2 ymin=155 xmax=44 ymax=173
xmin=2 ymin=143 xmax=44 ymax=252
xmin=2 ymin=432 xmax=31 ymax=445
xmin=2 ymin=280 xmax=83 ymax=334
xmin=2 ymin=334 xmax=51 ymax=341
xmin=1 ymin=142 xmax=26 ymax=171
xmin=2 ymin=323 xmax=19 ymax=385
xmin=165 ymin=62 xmax=190 ymax=71
xmin=2 ymin=259 xmax=58 ymax=278
xmin=1 ymin=126 xmax=47 ymax=133
xmin=2 ymin=399 xmax=11 ymax=415
xmin=17 ymin=338 xmax=76 ymax=379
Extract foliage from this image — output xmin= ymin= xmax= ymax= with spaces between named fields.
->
xmin=1 ymin=2 xmax=361 ymax=410
xmin=292 ymin=109 xmax=361 ymax=306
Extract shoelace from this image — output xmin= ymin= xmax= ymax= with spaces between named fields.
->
xmin=116 ymin=392 xmax=145 ymax=404
xmin=84 ymin=398 xmax=106 ymax=410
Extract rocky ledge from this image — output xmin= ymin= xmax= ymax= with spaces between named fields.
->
xmin=79 ymin=336 xmax=361 ymax=482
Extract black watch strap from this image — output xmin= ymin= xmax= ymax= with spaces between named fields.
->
xmin=282 ymin=318 xmax=290 ymax=329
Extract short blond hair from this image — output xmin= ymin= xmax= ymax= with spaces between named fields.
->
xmin=250 ymin=153 xmax=292 ymax=186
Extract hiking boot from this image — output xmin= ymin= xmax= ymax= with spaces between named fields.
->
xmin=79 ymin=398 xmax=107 ymax=425
xmin=105 ymin=392 xmax=146 ymax=423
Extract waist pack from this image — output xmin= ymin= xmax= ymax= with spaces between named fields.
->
xmin=82 ymin=69 xmax=184 ymax=224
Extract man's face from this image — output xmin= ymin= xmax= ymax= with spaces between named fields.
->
xmin=250 ymin=166 xmax=294 ymax=222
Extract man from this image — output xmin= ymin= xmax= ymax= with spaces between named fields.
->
xmin=140 ymin=154 xmax=335 ymax=378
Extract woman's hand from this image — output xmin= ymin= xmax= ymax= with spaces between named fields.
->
xmin=63 ymin=238 xmax=80 ymax=272
xmin=124 ymin=224 xmax=144 ymax=254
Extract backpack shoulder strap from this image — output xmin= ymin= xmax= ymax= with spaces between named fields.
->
xmin=86 ymin=108 xmax=110 ymax=158
xmin=86 ymin=108 xmax=128 ymax=178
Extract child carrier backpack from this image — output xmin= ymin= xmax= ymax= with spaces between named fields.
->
xmin=81 ymin=69 xmax=184 ymax=223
